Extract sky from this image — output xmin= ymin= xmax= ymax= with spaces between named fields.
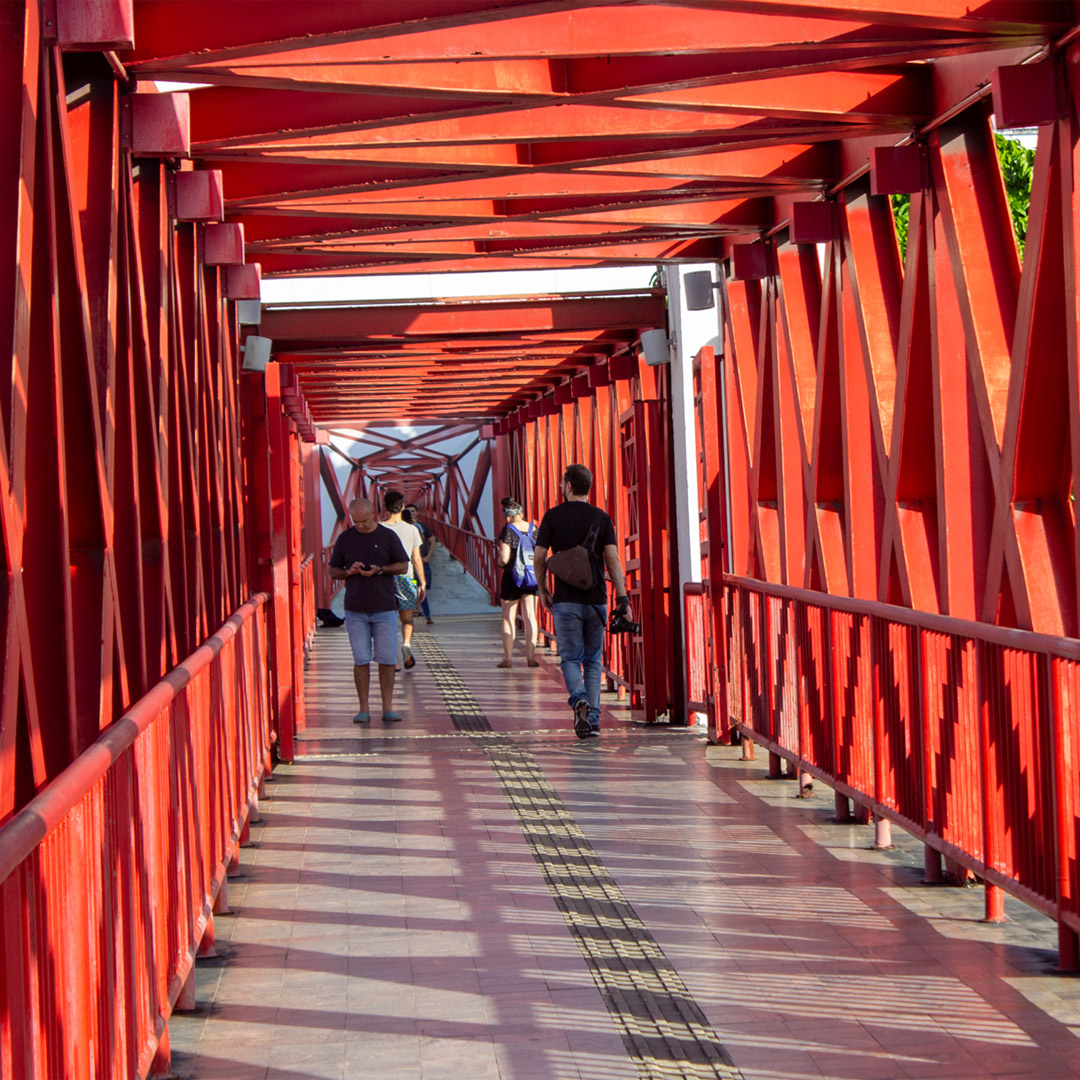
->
xmin=260 ymin=265 xmax=656 ymax=306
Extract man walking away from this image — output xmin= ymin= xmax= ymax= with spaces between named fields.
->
xmin=381 ymin=490 xmax=426 ymax=670
xmin=328 ymin=498 xmax=409 ymax=723
xmin=534 ymin=464 xmax=632 ymax=739
xmin=405 ymin=504 xmax=435 ymax=624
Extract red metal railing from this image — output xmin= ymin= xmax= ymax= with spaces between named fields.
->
xmin=300 ymin=553 xmax=316 ymax=649
xmin=683 ymin=583 xmax=713 ymax=725
xmin=321 ymin=544 xmax=342 ymax=603
xmin=425 ymin=517 xmax=499 ymax=604
xmin=0 ymin=594 xmax=272 ymax=1080
xmin=704 ymin=576 xmax=1080 ymax=967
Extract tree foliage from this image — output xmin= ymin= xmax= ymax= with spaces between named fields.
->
xmin=995 ymin=132 xmax=1034 ymax=254
xmin=889 ymin=133 xmax=1034 ymax=262
xmin=890 ymin=193 xmax=910 ymax=261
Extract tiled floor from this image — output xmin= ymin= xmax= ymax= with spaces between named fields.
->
xmin=171 ymin=604 xmax=1080 ymax=1079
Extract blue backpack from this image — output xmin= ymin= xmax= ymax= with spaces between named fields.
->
xmin=511 ymin=524 xmax=538 ymax=589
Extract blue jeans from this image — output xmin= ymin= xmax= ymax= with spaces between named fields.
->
xmin=344 ymin=609 xmax=398 ymax=666
xmin=419 ymin=562 xmax=432 ymax=618
xmin=552 ymin=603 xmax=606 ymax=729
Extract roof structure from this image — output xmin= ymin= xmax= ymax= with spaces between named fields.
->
xmin=258 ymin=289 xmax=665 ymax=423
xmin=118 ymin=0 xmax=1071 ymax=426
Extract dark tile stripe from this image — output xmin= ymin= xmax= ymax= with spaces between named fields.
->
xmin=412 ymin=632 xmax=744 ymax=1080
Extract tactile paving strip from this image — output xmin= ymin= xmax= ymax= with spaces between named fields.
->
xmin=412 ymin=632 xmax=744 ymax=1080
xmin=412 ymin=629 xmax=493 ymax=731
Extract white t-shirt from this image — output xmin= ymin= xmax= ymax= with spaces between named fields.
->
xmin=382 ymin=519 xmax=423 ymax=579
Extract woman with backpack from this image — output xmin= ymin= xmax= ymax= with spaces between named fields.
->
xmin=495 ymin=497 xmax=540 ymax=668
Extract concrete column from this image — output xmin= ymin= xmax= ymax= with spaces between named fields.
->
xmin=664 ymin=263 xmax=723 ymax=591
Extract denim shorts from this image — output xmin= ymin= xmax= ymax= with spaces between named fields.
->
xmin=344 ymin=609 xmax=398 ymax=666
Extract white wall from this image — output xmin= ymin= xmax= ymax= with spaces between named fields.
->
xmin=664 ymin=263 xmax=723 ymax=588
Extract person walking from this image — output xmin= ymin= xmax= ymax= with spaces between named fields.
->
xmin=381 ymin=490 xmax=426 ymax=670
xmin=534 ymin=464 xmax=632 ymax=739
xmin=495 ymin=497 xmax=540 ymax=668
xmin=328 ymin=498 xmax=410 ymax=723
xmin=405 ymin=503 xmax=435 ymax=624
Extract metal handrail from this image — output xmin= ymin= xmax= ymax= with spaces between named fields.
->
xmin=725 ymin=573 xmax=1080 ymax=660
xmin=0 ymin=594 xmax=272 ymax=1078
xmin=682 ymin=575 xmax=1080 ymax=968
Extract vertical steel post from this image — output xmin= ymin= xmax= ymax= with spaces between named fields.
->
xmin=1051 ymin=656 xmax=1079 ymax=967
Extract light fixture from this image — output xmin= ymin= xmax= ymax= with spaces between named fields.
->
xmin=237 ymin=300 xmax=262 ymax=325
xmin=241 ymin=335 xmax=272 ymax=372
xmin=641 ymin=328 xmax=670 ymax=367
xmin=684 ymin=271 xmax=718 ymax=311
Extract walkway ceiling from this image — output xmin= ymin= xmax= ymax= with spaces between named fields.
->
xmin=118 ymin=0 xmax=1069 ymax=429
xmin=257 ymin=290 xmax=665 ymax=424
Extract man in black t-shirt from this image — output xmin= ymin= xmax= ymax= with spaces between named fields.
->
xmin=328 ymin=498 xmax=409 ymax=723
xmin=534 ymin=464 xmax=632 ymax=739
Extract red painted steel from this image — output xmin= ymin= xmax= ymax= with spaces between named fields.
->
xmin=714 ymin=96 xmax=1080 ymax=639
xmin=131 ymin=91 xmax=189 ymax=155
xmin=4 ymin=0 xmax=1080 ymax=1053
xmin=0 ymin=594 xmax=271 ymax=1080
xmin=683 ymin=583 xmax=711 ymax=720
xmin=0 ymin=12 xmax=305 ymax=824
xmin=175 ymin=168 xmax=224 ymax=222
xmin=690 ymin=346 xmax=730 ymax=739
xmin=498 ymin=340 xmax=680 ymax=720
xmin=300 ymin=553 xmax=316 ymax=654
xmin=719 ymin=575 xmax=1080 ymax=965
xmin=116 ymin=2 xmax=1064 ymax=275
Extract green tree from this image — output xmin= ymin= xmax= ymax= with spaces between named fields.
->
xmin=889 ymin=133 xmax=1034 ymax=262
xmin=890 ymin=193 xmax=910 ymax=261
xmin=995 ymin=132 xmax=1034 ymax=256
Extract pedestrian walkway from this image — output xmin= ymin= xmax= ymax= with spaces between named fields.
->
xmin=170 ymin=611 xmax=1080 ymax=1079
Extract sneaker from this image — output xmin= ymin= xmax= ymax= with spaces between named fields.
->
xmin=588 ymin=727 xmax=601 ymax=737
xmin=573 ymin=699 xmax=591 ymax=739
xmin=425 ymin=617 xmax=434 ymax=625
xmin=402 ymin=645 xmax=415 ymax=669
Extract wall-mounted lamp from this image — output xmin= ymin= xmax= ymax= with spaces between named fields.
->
xmin=236 ymin=300 xmax=262 ymax=325
xmin=641 ymin=328 xmax=671 ymax=367
xmin=241 ymin=335 xmax=272 ymax=372
xmin=683 ymin=270 xmax=719 ymax=311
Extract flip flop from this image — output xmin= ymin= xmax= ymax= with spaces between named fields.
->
xmin=353 ymin=711 xmax=370 ymax=723
xmin=382 ymin=711 xmax=404 ymax=722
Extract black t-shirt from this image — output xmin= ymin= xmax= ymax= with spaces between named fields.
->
xmin=329 ymin=525 xmax=408 ymax=613
xmin=535 ymin=501 xmax=617 ymax=605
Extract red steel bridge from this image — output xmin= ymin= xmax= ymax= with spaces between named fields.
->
xmin=3 ymin=1 xmax=1080 ymax=1076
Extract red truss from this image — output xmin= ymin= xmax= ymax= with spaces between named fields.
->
xmin=112 ymin=0 xmax=1070 ymax=432
xmin=7 ymin=6 xmax=1080 ymax=1076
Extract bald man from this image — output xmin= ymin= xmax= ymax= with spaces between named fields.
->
xmin=328 ymin=498 xmax=409 ymax=722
